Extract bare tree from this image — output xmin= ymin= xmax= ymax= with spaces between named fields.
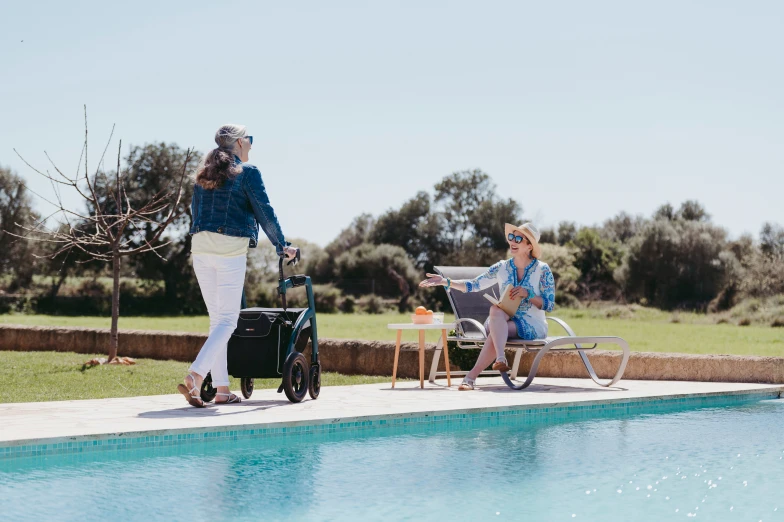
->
xmin=10 ymin=106 xmax=193 ymax=362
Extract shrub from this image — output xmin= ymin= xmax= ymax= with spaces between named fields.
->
xmin=539 ymin=228 xmax=557 ymax=244
xmin=244 ymin=282 xmax=279 ymax=308
xmin=555 ymin=293 xmax=582 ymax=309
xmin=0 ymin=166 xmax=38 ymax=289
xmin=313 ymin=285 xmax=341 ymax=313
xmin=616 ymin=219 xmax=729 ymax=309
xmin=729 ymin=298 xmax=762 ymax=318
xmin=334 ymin=243 xmax=420 ymax=300
xmin=721 ymin=296 xmax=784 ymax=326
xmin=363 ymin=295 xmax=388 ymax=314
xmin=760 ymin=222 xmax=784 ymax=259
xmin=339 ymin=295 xmax=356 ymax=314
xmin=244 ymin=283 xmax=341 ymax=313
xmin=76 ymin=279 xmax=109 ymax=299
xmin=30 ymin=281 xmax=181 ymax=316
xmin=736 ymin=252 xmax=784 ymax=300
xmin=0 ymin=295 xmax=35 ymax=314
xmin=539 ymin=243 xmax=580 ymax=299
xmin=602 ymin=305 xmax=636 ymax=320
xmin=446 ymin=339 xmax=480 ymax=371
xmin=569 ymin=228 xmax=624 ymax=300
xmin=411 ymin=286 xmax=449 ymax=314
xmin=602 ymin=212 xmax=645 ymax=244
xmin=438 ymin=238 xmax=506 ymax=268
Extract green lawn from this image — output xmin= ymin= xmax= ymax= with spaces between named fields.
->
xmin=0 ymin=351 xmax=401 ymax=404
xmin=2 ymin=311 xmax=783 ymax=357
xmin=1 ymin=311 xmax=782 ymax=403
xmin=552 ymin=311 xmax=784 ymax=357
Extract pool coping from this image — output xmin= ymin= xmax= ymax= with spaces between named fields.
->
xmin=2 ymin=381 xmax=782 ymax=460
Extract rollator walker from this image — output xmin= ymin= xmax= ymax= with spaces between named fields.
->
xmin=201 ymin=250 xmax=321 ymax=403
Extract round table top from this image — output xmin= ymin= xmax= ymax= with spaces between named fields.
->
xmin=387 ymin=323 xmax=456 ymax=330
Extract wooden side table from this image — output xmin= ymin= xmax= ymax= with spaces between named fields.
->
xmin=387 ymin=323 xmax=456 ymax=389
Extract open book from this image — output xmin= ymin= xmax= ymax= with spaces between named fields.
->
xmin=482 ymin=284 xmax=522 ymax=316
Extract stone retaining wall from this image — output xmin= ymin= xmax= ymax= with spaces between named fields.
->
xmin=1 ymin=324 xmax=782 ymax=383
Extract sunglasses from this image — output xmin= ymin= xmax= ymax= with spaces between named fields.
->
xmin=246 ymin=136 xmax=253 ymax=145
xmin=507 ymin=233 xmax=529 ymax=244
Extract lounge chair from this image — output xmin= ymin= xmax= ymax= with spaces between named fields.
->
xmin=428 ymin=266 xmax=630 ymax=390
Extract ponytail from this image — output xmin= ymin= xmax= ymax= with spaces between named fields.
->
xmin=194 ymin=124 xmax=246 ymax=189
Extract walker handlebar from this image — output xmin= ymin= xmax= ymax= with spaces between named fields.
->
xmin=277 ymin=248 xmax=302 ymax=311
xmin=278 ymin=248 xmax=301 ymax=280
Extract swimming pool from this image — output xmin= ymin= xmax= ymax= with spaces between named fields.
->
xmin=2 ymin=395 xmax=783 ymax=521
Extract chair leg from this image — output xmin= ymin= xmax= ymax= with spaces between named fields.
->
xmin=511 ymin=348 xmax=523 ymax=379
xmin=392 ymin=329 xmax=402 ymax=389
xmin=502 ymin=346 xmax=551 ymax=390
xmin=428 ymin=336 xmax=443 ymax=384
xmin=418 ymin=330 xmax=425 ymax=388
xmin=576 ymin=343 xmax=630 ymax=387
xmin=442 ymin=329 xmax=451 ymax=387
xmin=549 ymin=316 xmax=630 ymax=387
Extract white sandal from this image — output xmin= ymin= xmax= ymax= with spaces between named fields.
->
xmin=215 ymin=392 xmax=242 ymax=404
xmin=458 ymin=378 xmax=476 ymax=391
xmin=177 ymin=373 xmax=205 ymax=408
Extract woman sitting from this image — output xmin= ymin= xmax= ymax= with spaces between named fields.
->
xmin=419 ymin=222 xmax=555 ymax=390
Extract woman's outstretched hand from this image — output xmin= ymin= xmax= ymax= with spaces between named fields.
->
xmin=419 ymin=273 xmax=445 ymax=288
xmin=283 ymin=246 xmax=298 ymax=260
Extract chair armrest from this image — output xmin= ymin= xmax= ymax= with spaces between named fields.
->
xmin=547 ymin=316 xmax=577 ymax=337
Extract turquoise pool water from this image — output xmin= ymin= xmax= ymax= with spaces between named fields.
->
xmin=2 ymin=397 xmax=783 ymax=521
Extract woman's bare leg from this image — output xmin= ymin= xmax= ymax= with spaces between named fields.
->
xmin=487 ymin=306 xmax=513 ymax=362
xmin=466 ymin=336 xmax=497 ymax=381
xmin=465 ymin=308 xmax=520 ymax=382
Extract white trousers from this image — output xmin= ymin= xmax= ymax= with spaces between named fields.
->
xmin=189 ymin=254 xmax=247 ymax=387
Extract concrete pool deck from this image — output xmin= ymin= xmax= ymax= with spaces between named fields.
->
xmin=2 ymin=378 xmax=782 ymax=457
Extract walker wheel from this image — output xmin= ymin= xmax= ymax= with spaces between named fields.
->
xmin=308 ymin=363 xmax=321 ymax=400
xmin=282 ymin=352 xmax=309 ymax=403
xmin=200 ymin=373 xmax=217 ymax=403
xmin=241 ymin=377 xmax=254 ymax=399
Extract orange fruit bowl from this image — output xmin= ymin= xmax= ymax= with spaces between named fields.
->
xmin=411 ymin=314 xmax=434 ymax=325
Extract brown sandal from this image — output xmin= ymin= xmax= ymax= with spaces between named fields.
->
xmin=492 ymin=360 xmax=510 ymax=373
xmin=177 ymin=373 xmax=205 ymax=408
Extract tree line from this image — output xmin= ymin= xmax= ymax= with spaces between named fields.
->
xmin=1 ymin=141 xmax=783 ymax=315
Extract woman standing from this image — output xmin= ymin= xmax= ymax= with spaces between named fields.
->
xmin=178 ymin=124 xmax=298 ymax=407
xmin=419 ymin=222 xmax=555 ymax=390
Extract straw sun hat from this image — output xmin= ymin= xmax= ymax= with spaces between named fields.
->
xmin=504 ymin=222 xmax=541 ymax=258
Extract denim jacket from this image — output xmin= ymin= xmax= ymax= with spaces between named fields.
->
xmin=189 ymin=157 xmax=289 ymax=253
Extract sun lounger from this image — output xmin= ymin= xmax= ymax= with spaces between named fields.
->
xmin=428 ymin=266 xmax=630 ymax=390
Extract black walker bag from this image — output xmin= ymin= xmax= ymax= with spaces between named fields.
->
xmin=227 ymin=307 xmax=311 ymax=379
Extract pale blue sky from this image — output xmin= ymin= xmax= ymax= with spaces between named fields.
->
xmin=1 ymin=1 xmax=782 ymax=246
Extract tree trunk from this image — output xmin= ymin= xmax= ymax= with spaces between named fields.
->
xmin=108 ymin=250 xmax=121 ymax=362
xmin=386 ymin=266 xmax=410 ymax=312
xmin=48 ymin=271 xmax=68 ymax=299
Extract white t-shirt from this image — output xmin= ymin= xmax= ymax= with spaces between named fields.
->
xmin=191 ymin=231 xmax=249 ymax=257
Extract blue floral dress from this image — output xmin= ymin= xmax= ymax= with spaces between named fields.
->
xmin=465 ymin=258 xmax=555 ymax=339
